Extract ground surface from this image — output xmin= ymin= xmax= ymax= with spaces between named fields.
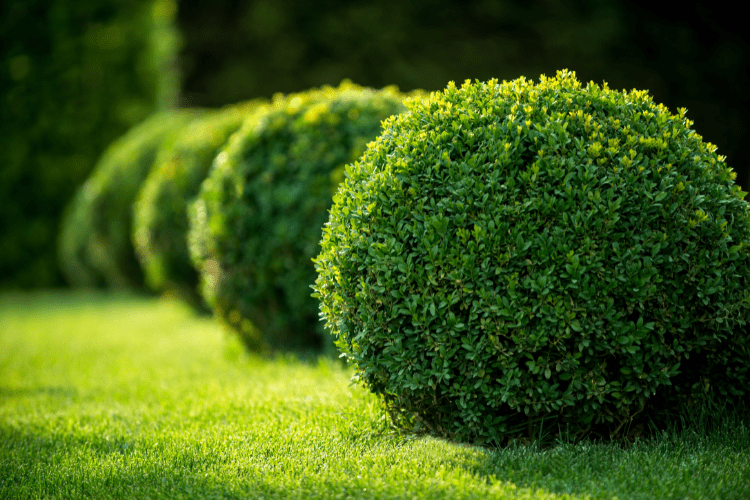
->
xmin=1 ymin=290 xmax=749 ymax=499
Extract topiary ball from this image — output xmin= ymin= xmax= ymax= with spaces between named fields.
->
xmin=188 ymin=80 xmax=425 ymax=352
xmin=313 ymin=70 xmax=750 ymax=445
xmin=133 ymin=100 xmax=267 ymax=307
xmin=58 ymin=109 xmax=203 ymax=288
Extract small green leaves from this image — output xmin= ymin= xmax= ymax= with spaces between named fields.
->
xmin=191 ymin=81 xmax=421 ymax=351
xmin=313 ymin=70 xmax=750 ymax=445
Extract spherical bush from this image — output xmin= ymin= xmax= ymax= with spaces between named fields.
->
xmin=133 ymin=100 xmax=267 ymax=306
xmin=189 ymin=80 xmax=425 ymax=352
xmin=59 ymin=109 xmax=203 ymax=288
xmin=313 ymin=70 xmax=750 ymax=445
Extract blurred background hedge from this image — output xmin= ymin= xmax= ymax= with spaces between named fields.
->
xmin=58 ymin=109 xmax=201 ymax=290
xmin=1 ymin=0 xmax=179 ymax=288
xmin=1 ymin=0 xmax=747 ymax=289
xmin=176 ymin=0 xmax=748 ymax=187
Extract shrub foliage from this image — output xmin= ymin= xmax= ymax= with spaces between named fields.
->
xmin=133 ymin=100 xmax=267 ymax=306
xmin=59 ymin=109 xmax=202 ymax=288
xmin=189 ymin=81 xmax=424 ymax=351
xmin=1 ymin=0 xmax=180 ymax=287
xmin=313 ymin=70 xmax=750 ymax=445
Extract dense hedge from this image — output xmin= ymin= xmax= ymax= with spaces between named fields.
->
xmin=59 ymin=109 xmax=202 ymax=288
xmin=189 ymin=81 xmax=424 ymax=351
xmin=133 ymin=100 xmax=267 ymax=306
xmin=314 ymin=70 xmax=750 ymax=445
xmin=0 ymin=0 xmax=180 ymax=288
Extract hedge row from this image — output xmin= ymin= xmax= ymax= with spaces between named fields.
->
xmin=60 ymin=81 xmax=420 ymax=352
xmin=133 ymin=100 xmax=268 ymax=307
xmin=58 ymin=71 xmax=750 ymax=446
xmin=59 ymin=109 xmax=203 ymax=288
xmin=188 ymin=81 xmax=424 ymax=351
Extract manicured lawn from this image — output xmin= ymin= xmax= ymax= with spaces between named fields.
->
xmin=1 ymin=291 xmax=749 ymax=499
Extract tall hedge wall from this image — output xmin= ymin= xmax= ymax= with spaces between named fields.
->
xmin=0 ymin=0 xmax=180 ymax=288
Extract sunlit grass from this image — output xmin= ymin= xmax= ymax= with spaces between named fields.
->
xmin=1 ymin=290 xmax=749 ymax=499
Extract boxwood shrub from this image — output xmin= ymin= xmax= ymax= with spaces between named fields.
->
xmin=189 ymin=81 xmax=425 ymax=351
xmin=133 ymin=100 xmax=267 ymax=306
xmin=313 ymin=70 xmax=750 ymax=445
xmin=59 ymin=109 xmax=202 ymax=288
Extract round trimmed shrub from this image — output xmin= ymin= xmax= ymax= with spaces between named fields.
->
xmin=313 ymin=70 xmax=750 ymax=445
xmin=133 ymin=100 xmax=267 ymax=306
xmin=59 ymin=109 xmax=202 ymax=288
xmin=189 ymin=80 xmax=425 ymax=351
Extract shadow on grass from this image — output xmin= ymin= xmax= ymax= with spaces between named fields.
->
xmin=220 ymin=326 xmax=347 ymax=370
xmin=0 ymin=386 xmax=78 ymax=398
xmin=0 ymin=423 xmax=573 ymax=500
xmin=454 ymin=401 xmax=750 ymax=500
xmin=4 ymin=406 xmax=748 ymax=500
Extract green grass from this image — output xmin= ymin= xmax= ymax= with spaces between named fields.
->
xmin=1 ymin=291 xmax=749 ymax=499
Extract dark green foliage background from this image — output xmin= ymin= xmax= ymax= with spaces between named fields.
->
xmin=177 ymin=0 xmax=748 ymax=196
xmin=1 ymin=0 xmax=180 ymax=288
xmin=314 ymin=71 xmax=750 ymax=445
xmin=133 ymin=99 xmax=266 ymax=305
xmin=59 ymin=109 xmax=201 ymax=289
xmin=189 ymin=82 xmax=421 ymax=352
